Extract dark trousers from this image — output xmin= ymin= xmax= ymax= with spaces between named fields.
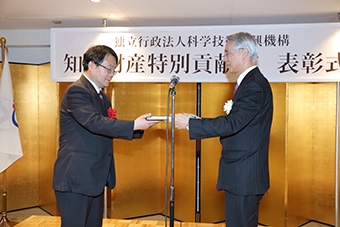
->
xmin=224 ymin=190 xmax=263 ymax=227
xmin=55 ymin=190 xmax=104 ymax=227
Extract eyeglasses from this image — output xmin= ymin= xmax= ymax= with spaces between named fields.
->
xmin=97 ymin=64 xmax=118 ymax=75
xmin=223 ymin=48 xmax=243 ymax=57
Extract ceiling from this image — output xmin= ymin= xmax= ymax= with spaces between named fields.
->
xmin=0 ymin=0 xmax=340 ymax=30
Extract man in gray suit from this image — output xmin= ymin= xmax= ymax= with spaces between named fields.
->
xmin=53 ymin=45 xmax=160 ymax=227
xmin=175 ymin=32 xmax=273 ymax=226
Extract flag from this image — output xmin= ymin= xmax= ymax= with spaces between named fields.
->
xmin=0 ymin=52 xmax=23 ymax=173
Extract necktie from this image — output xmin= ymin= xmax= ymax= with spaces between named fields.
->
xmin=98 ymin=91 xmax=103 ymax=101
xmin=234 ymin=82 xmax=238 ymax=94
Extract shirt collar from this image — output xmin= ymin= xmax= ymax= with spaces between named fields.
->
xmin=236 ymin=65 xmax=257 ymax=86
xmin=83 ymin=74 xmax=101 ymax=94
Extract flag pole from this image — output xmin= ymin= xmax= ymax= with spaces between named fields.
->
xmin=0 ymin=37 xmax=19 ymax=227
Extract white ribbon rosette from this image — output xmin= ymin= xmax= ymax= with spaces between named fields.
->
xmin=223 ymin=99 xmax=233 ymax=115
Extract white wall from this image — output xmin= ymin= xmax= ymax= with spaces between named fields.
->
xmin=0 ymin=30 xmax=50 ymax=64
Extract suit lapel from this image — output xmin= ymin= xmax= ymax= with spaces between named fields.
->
xmin=101 ymin=95 xmax=110 ymax=117
xmin=79 ymin=75 xmax=108 ymax=116
xmin=234 ymin=67 xmax=259 ymax=97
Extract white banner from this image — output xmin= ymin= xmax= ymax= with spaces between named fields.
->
xmin=0 ymin=52 xmax=23 ymax=173
xmin=50 ymin=23 xmax=340 ymax=82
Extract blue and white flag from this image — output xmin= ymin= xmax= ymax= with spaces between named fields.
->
xmin=0 ymin=52 xmax=23 ymax=173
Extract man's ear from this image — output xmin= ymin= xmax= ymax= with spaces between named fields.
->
xmin=242 ymin=48 xmax=249 ymax=59
xmin=88 ymin=61 xmax=97 ymax=72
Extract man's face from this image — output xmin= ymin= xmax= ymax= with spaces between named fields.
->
xmin=223 ymin=42 xmax=243 ymax=75
xmin=91 ymin=54 xmax=117 ymax=88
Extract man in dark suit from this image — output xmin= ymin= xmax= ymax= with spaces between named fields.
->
xmin=175 ymin=32 xmax=273 ymax=226
xmin=53 ymin=45 xmax=160 ymax=227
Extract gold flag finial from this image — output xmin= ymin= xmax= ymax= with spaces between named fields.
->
xmin=1 ymin=37 xmax=8 ymax=57
xmin=1 ymin=37 xmax=8 ymax=70
xmin=0 ymin=37 xmax=6 ymax=47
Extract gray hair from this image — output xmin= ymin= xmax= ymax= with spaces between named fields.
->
xmin=226 ymin=32 xmax=258 ymax=63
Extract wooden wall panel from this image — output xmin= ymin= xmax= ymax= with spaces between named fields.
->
xmin=258 ymin=83 xmax=287 ymax=227
xmin=38 ymin=63 xmax=58 ymax=215
xmin=287 ymin=83 xmax=314 ymax=226
xmin=200 ymin=83 xmax=233 ymax=223
xmin=0 ymin=63 xmax=39 ymax=211
xmin=311 ymin=83 xmax=336 ymax=225
xmin=166 ymin=83 xmax=197 ymax=222
xmin=110 ymin=82 xmax=163 ymax=219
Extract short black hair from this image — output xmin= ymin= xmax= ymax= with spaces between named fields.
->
xmin=83 ymin=45 xmax=118 ymax=71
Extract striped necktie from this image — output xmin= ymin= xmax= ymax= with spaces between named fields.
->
xmin=234 ymin=82 xmax=238 ymax=94
xmin=98 ymin=90 xmax=103 ymax=101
